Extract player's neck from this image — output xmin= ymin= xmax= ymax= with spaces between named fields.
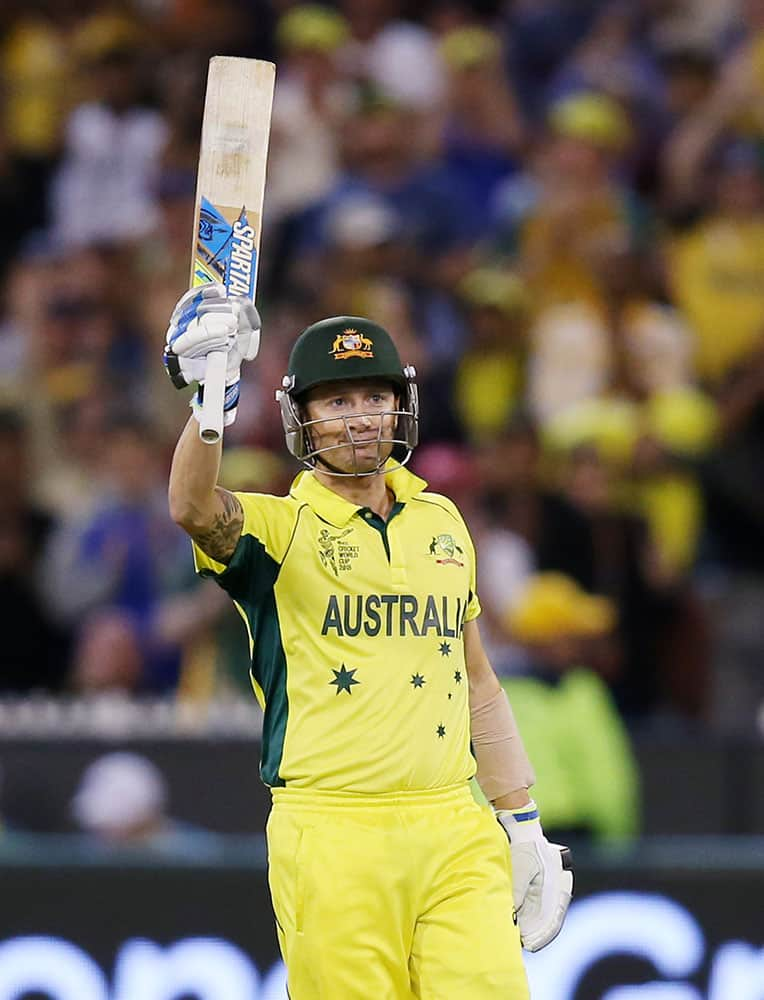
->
xmin=315 ymin=468 xmax=395 ymax=521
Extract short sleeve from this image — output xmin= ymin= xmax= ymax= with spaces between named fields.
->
xmin=192 ymin=492 xmax=300 ymax=605
xmin=463 ymin=525 xmax=482 ymax=623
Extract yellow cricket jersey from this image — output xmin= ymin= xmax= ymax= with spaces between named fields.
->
xmin=193 ymin=464 xmax=481 ymax=793
xmin=669 ymin=219 xmax=764 ymax=383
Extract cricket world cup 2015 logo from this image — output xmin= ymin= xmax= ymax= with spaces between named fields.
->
xmin=318 ymin=528 xmax=359 ymax=576
xmin=429 ymin=534 xmax=464 ymax=567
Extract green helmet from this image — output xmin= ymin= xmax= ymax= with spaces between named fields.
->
xmin=276 ymin=316 xmax=419 ymax=475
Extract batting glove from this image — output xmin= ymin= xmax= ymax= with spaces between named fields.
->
xmin=498 ymin=799 xmax=573 ymax=952
xmin=163 ymin=283 xmax=261 ymax=427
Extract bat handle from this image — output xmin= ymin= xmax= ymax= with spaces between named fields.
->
xmin=198 ymin=350 xmax=228 ymax=444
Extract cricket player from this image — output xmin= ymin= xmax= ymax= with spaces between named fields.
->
xmin=164 ymin=284 xmax=572 ymax=998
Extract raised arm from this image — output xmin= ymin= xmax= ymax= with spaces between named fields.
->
xmin=168 ymin=415 xmax=243 ymax=564
xmin=662 ymin=41 xmax=761 ymax=211
xmin=163 ymin=283 xmax=261 ymax=563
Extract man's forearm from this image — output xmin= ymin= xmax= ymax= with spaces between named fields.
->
xmin=471 ymin=685 xmax=536 ymax=804
xmin=168 ymin=415 xmax=223 ymax=530
xmin=464 ymin=620 xmax=535 ymax=805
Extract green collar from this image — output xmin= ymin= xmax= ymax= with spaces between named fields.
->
xmin=289 ymin=463 xmax=428 ymax=527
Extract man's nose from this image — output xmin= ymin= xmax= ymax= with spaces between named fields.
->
xmin=348 ymin=409 xmax=373 ymax=424
xmin=347 ymin=409 xmax=376 ymax=431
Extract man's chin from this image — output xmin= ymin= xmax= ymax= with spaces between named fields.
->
xmin=317 ymin=446 xmax=390 ymax=476
xmin=347 ymin=455 xmax=386 ymax=476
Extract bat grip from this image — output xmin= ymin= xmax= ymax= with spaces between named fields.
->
xmin=198 ymin=350 xmax=228 ymax=444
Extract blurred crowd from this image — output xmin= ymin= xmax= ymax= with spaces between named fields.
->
xmin=1 ymin=0 xmax=763 ymax=754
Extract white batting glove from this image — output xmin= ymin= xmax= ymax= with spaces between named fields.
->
xmin=163 ymin=283 xmax=261 ymax=426
xmin=497 ymin=800 xmax=573 ymax=952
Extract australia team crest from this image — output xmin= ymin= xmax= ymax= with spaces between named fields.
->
xmin=429 ymin=534 xmax=464 ymax=567
xmin=330 ymin=328 xmax=375 ymax=360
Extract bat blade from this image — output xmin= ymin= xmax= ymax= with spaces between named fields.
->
xmin=191 ymin=56 xmax=275 ymax=444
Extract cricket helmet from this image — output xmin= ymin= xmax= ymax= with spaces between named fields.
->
xmin=276 ymin=316 xmax=419 ymax=475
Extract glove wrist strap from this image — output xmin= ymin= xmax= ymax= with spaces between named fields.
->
xmin=497 ymin=799 xmax=543 ymax=844
xmin=190 ymin=380 xmax=240 ymax=427
xmin=163 ymin=350 xmax=188 ymax=390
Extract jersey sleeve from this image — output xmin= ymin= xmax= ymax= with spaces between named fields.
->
xmin=463 ymin=522 xmax=482 ymax=623
xmin=192 ymin=492 xmax=299 ymax=605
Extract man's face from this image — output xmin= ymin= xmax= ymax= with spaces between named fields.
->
xmin=302 ymin=379 xmax=399 ymax=474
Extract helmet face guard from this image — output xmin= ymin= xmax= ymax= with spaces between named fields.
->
xmin=276 ymin=316 xmax=420 ymax=477
xmin=277 ymin=368 xmax=419 ymax=477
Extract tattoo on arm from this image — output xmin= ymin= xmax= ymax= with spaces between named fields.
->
xmin=192 ymin=488 xmax=244 ymax=564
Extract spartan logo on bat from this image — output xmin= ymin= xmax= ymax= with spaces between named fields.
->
xmin=196 ymin=206 xmax=231 ymax=283
xmin=429 ymin=534 xmax=464 ymax=567
xmin=330 ymin=328 xmax=375 ymax=360
xmin=318 ymin=528 xmax=359 ymax=576
xmin=199 ymin=208 xmax=225 ymax=243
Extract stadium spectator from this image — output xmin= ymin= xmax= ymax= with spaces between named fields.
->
xmin=339 ymin=0 xmax=445 ymax=109
xmin=268 ymin=5 xmax=354 ymax=226
xmin=529 ymin=237 xmax=718 ymax=582
xmin=436 ymin=26 xmax=526 ymax=235
xmin=636 ymin=42 xmax=718 ymax=200
xmin=292 ymin=93 xmax=479 ymax=273
xmin=41 ymin=415 xmax=195 ymax=692
xmin=492 ymin=90 xmax=644 ymax=312
xmin=548 ymin=0 xmax=662 ymax=112
xmin=700 ymin=338 xmax=764 ymax=732
xmin=0 ymin=0 xmax=73 ymax=251
xmin=50 ymin=13 xmax=168 ymax=247
xmin=0 ymin=408 xmax=68 ymax=692
xmin=662 ymin=2 xmax=764 ymax=219
xmin=0 ymin=130 xmax=37 ymax=287
xmin=311 ymin=193 xmax=415 ymax=339
xmin=501 ymin=572 xmax=640 ymax=842
xmin=476 ymin=414 xmax=595 ymax=587
xmin=446 ymin=267 xmax=532 ymax=443
xmin=504 ymin=0 xmax=602 ymax=117
xmin=554 ymin=443 xmax=681 ymax=719
xmin=70 ymin=751 xmax=209 ymax=849
xmin=667 ymin=142 xmax=764 ymax=386
xmin=70 ymin=609 xmax=144 ymax=694
xmin=5 ymin=235 xmax=155 ymax=521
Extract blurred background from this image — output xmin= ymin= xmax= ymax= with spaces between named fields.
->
xmin=0 ymin=0 xmax=763 ymax=997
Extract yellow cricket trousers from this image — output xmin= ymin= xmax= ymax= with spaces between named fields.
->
xmin=266 ymin=783 xmax=529 ymax=999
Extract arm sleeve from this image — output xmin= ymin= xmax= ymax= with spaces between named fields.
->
xmin=471 ymin=686 xmax=536 ymax=798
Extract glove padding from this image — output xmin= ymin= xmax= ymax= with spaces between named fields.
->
xmin=164 ymin=284 xmax=260 ymax=426
xmin=498 ymin=800 xmax=573 ymax=952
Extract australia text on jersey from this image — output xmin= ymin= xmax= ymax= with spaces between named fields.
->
xmin=321 ymin=593 xmax=469 ymax=637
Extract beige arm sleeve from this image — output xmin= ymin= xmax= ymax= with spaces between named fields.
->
xmin=471 ymin=686 xmax=536 ymax=801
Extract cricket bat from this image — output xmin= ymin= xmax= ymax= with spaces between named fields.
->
xmin=191 ymin=56 xmax=275 ymax=444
